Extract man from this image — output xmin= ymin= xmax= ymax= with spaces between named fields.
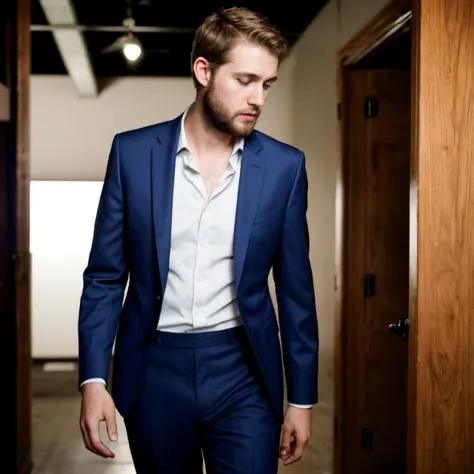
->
xmin=78 ymin=6 xmax=319 ymax=474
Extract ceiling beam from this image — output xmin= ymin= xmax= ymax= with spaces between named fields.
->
xmin=39 ymin=0 xmax=98 ymax=97
xmin=31 ymin=24 xmax=197 ymax=34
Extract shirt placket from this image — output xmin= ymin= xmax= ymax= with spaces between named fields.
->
xmin=185 ymin=150 xmax=238 ymax=329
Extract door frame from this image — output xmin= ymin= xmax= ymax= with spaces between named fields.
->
xmin=333 ymin=1 xmax=418 ymax=473
xmin=1 ymin=0 xmax=32 ymax=472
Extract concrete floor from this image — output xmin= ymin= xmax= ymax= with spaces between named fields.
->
xmin=31 ymin=355 xmax=333 ymax=474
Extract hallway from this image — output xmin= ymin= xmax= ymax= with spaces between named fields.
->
xmin=30 ymin=356 xmax=333 ymax=474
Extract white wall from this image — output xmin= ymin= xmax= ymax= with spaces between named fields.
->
xmin=30 ymin=0 xmax=391 ymax=361
xmin=30 ymin=181 xmax=102 ymax=358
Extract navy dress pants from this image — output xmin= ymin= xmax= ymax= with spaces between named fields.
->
xmin=123 ymin=326 xmax=281 ymax=474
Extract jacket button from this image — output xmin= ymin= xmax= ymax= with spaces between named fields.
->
xmin=156 ymin=294 xmax=161 ymax=300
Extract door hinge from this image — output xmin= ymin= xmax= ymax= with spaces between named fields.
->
xmin=361 ymin=429 xmax=373 ymax=450
xmin=365 ymin=96 xmax=378 ymax=117
xmin=364 ymin=274 xmax=376 ymax=297
xmin=337 ymin=102 xmax=342 ymax=120
xmin=334 ymin=418 xmax=338 ymax=438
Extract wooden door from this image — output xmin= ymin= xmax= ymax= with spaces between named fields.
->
xmin=342 ymin=68 xmax=411 ymax=474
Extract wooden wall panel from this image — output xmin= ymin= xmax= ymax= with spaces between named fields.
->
xmin=410 ymin=0 xmax=474 ymax=472
xmin=0 ymin=0 xmax=32 ymax=472
xmin=13 ymin=0 xmax=32 ymax=471
xmin=0 ymin=122 xmax=7 ymax=315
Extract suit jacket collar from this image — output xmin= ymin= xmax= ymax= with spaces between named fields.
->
xmin=155 ymin=112 xmax=263 ymax=156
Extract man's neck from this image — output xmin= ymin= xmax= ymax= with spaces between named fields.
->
xmin=184 ymin=102 xmax=235 ymax=159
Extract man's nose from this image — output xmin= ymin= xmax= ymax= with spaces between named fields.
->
xmin=248 ymin=88 xmax=265 ymax=108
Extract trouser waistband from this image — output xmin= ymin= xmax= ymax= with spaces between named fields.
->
xmin=153 ymin=325 xmax=247 ymax=348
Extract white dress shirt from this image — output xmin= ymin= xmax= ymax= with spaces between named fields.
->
xmin=81 ymin=112 xmax=312 ymax=409
xmin=157 ymin=112 xmax=244 ymax=333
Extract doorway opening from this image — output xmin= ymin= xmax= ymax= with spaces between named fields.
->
xmin=334 ymin=2 xmax=414 ymax=473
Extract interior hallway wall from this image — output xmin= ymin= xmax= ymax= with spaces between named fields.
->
xmin=30 ymin=73 xmax=294 ymax=181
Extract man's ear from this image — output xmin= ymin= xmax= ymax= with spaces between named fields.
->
xmin=193 ymin=57 xmax=212 ymax=87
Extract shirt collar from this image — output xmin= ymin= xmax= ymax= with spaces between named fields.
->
xmin=177 ymin=108 xmax=244 ymax=170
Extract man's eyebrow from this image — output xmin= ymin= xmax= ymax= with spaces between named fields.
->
xmin=235 ymin=72 xmax=278 ymax=82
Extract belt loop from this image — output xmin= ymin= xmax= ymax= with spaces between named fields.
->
xmin=154 ymin=330 xmax=162 ymax=345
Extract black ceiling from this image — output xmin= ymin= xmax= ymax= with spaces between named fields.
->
xmin=31 ymin=0 xmax=330 ymax=77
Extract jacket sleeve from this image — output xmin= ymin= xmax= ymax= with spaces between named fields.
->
xmin=77 ymin=133 xmax=129 ymax=387
xmin=272 ymin=151 xmax=319 ymax=406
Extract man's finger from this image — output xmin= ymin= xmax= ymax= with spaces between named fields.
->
xmin=105 ymin=406 xmax=118 ymax=442
xmin=293 ymin=437 xmax=306 ymax=460
xmin=80 ymin=419 xmax=92 ymax=452
xmin=280 ymin=428 xmax=294 ymax=459
xmin=282 ymin=437 xmax=306 ymax=465
xmin=86 ymin=419 xmax=115 ymax=458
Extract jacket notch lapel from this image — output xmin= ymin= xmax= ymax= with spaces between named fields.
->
xmin=151 ymin=117 xmax=182 ymax=293
xmin=233 ymin=135 xmax=264 ymax=290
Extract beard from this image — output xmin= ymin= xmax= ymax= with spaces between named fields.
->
xmin=202 ymin=82 xmax=259 ymax=138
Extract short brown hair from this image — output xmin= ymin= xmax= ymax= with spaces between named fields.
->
xmin=190 ymin=7 xmax=289 ymax=87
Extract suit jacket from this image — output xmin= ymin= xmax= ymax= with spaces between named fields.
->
xmin=78 ymin=113 xmax=319 ymax=421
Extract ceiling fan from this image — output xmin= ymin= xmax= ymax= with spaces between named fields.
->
xmin=32 ymin=0 xmax=196 ymax=61
xmin=100 ymin=0 xmax=166 ymax=62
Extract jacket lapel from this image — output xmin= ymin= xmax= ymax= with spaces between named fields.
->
xmin=150 ymin=117 xmax=264 ymax=295
xmin=151 ymin=115 xmax=182 ymax=293
xmin=234 ymin=133 xmax=264 ymax=291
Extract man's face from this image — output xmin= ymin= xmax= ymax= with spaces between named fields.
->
xmin=202 ymin=41 xmax=279 ymax=137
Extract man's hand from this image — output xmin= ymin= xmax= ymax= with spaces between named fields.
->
xmin=79 ymin=382 xmax=118 ymax=458
xmin=279 ymin=405 xmax=312 ymax=466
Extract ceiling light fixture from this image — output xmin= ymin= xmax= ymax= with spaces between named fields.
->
xmin=122 ymin=39 xmax=142 ymax=61
xmin=119 ymin=32 xmax=142 ymax=61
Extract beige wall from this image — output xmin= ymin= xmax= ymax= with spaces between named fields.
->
xmin=0 ymin=83 xmax=9 ymax=121
xmin=29 ymin=0 xmax=391 ymax=360
xmin=283 ymin=0 xmax=338 ymax=357
xmin=339 ymin=0 xmax=391 ymax=46
xmin=30 ymin=70 xmax=294 ymax=181
xmin=31 ymin=77 xmax=194 ymax=181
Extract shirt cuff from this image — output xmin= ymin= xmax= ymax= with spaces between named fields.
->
xmin=80 ymin=378 xmax=106 ymax=387
xmin=288 ymin=403 xmax=313 ymax=409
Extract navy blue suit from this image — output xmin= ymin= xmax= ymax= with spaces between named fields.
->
xmin=78 ymin=114 xmax=319 ymax=473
